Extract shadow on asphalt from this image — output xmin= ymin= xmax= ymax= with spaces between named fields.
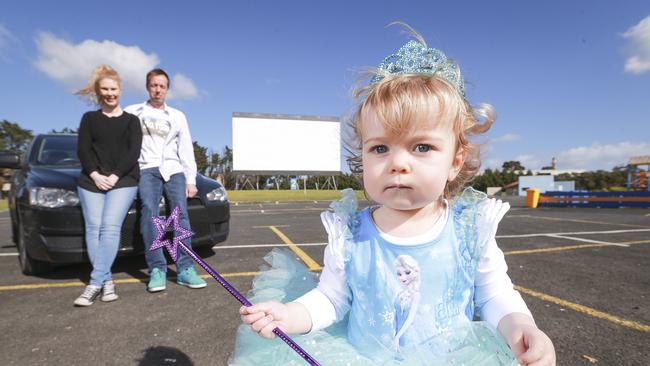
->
xmin=137 ymin=346 xmax=194 ymax=366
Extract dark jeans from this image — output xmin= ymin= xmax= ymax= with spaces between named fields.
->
xmin=139 ymin=167 xmax=194 ymax=273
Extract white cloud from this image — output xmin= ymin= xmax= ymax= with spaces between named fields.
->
xmin=0 ymin=23 xmax=18 ymax=60
xmin=492 ymin=133 xmax=521 ymax=143
xmin=557 ymin=142 xmax=650 ymax=170
xmin=169 ymin=73 xmax=199 ymax=100
xmin=622 ymin=16 xmax=650 ymax=74
xmin=33 ymin=32 xmax=198 ymax=100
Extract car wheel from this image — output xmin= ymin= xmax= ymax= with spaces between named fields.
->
xmin=17 ymin=220 xmax=50 ymax=275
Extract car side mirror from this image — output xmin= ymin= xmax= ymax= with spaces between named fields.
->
xmin=0 ymin=151 xmax=21 ymax=169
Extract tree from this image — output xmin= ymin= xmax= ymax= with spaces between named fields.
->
xmin=193 ymin=141 xmax=208 ymax=174
xmin=337 ymin=173 xmax=363 ymax=190
xmin=0 ymin=120 xmax=33 ymax=154
xmin=502 ymin=160 xmax=525 ymax=173
xmin=221 ymin=146 xmax=235 ymax=189
xmin=207 ymin=151 xmax=221 ymax=177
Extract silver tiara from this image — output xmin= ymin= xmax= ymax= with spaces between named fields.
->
xmin=371 ymin=40 xmax=465 ymax=96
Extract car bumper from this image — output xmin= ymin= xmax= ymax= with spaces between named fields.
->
xmin=19 ymin=199 xmax=229 ymax=264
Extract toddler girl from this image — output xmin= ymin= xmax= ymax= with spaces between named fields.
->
xmin=231 ymin=32 xmax=555 ymax=366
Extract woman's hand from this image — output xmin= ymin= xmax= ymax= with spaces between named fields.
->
xmin=90 ymin=172 xmax=114 ymax=191
xmin=107 ymin=174 xmax=119 ymax=187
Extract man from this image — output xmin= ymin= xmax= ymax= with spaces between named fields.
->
xmin=125 ymin=69 xmax=206 ymax=292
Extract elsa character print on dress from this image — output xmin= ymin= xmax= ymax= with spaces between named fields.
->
xmin=392 ymin=255 xmax=421 ymax=351
xmin=233 ymin=25 xmax=556 ymax=366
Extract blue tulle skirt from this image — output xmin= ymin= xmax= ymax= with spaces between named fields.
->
xmin=229 ymin=249 xmax=519 ymax=366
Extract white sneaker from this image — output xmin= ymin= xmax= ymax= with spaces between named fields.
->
xmin=74 ymin=285 xmax=101 ymax=306
xmin=101 ymin=280 xmax=119 ymax=302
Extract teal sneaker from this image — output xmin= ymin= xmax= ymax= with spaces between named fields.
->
xmin=147 ymin=268 xmax=166 ymax=292
xmin=177 ymin=267 xmax=207 ymax=289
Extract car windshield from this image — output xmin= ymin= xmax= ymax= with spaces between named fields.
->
xmin=35 ymin=135 xmax=80 ymax=166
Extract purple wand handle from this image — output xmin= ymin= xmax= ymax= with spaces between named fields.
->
xmin=176 ymin=241 xmax=321 ymax=366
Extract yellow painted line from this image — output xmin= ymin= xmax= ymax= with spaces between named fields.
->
xmin=0 ymin=280 xmax=90 ymax=291
xmin=505 ymin=240 xmax=650 ymax=256
xmin=508 ymin=214 xmax=649 ymax=228
xmin=0 ymin=271 xmax=272 ymax=292
xmin=268 ymin=225 xmax=321 ymax=270
xmin=623 ymin=239 xmax=650 ymax=245
xmin=505 ymin=243 xmax=609 ymax=255
xmin=515 ymin=285 xmax=650 ymax=333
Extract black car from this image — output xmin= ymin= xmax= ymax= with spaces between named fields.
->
xmin=0 ymin=134 xmax=230 ymax=275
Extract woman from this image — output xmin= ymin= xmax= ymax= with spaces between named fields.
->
xmin=74 ymin=65 xmax=142 ymax=306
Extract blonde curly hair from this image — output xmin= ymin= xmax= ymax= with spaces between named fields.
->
xmin=345 ymin=43 xmax=495 ymax=200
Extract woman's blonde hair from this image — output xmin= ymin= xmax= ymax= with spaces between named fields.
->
xmin=345 ymin=31 xmax=495 ymax=199
xmin=75 ymin=64 xmax=121 ymax=105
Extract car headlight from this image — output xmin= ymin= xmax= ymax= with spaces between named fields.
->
xmin=206 ymin=186 xmax=228 ymax=202
xmin=29 ymin=187 xmax=80 ymax=208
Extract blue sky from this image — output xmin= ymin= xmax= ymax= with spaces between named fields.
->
xmin=1 ymin=0 xmax=649 ymax=172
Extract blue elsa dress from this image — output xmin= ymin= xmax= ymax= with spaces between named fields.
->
xmin=229 ymin=188 xmax=518 ymax=366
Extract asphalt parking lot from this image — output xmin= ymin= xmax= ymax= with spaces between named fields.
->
xmin=0 ymin=198 xmax=649 ymax=366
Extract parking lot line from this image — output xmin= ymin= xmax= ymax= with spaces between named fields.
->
xmin=268 ymin=226 xmax=321 ymax=270
xmin=212 ymin=242 xmax=326 ymax=249
xmin=515 ymin=285 xmax=650 ymax=333
xmin=505 ymin=240 xmax=649 ymax=256
xmin=4 ymin=270 xmax=646 ymax=335
xmin=3 ymin=239 xmax=645 ymax=291
xmin=497 ymin=228 xmax=650 ymax=238
xmin=505 ymin=243 xmax=611 ymax=255
xmin=544 ymin=234 xmax=629 ymax=247
xmin=507 ymin=215 xmax=650 ymax=228
xmin=0 ymin=271 xmax=264 ymax=291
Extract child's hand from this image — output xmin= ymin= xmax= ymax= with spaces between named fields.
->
xmin=506 ymin=324 xmax=556 ymax=366
xmin=239 ymin=301 xmax=290 ymax=339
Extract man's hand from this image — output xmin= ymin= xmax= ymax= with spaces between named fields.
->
xmin=186 ymin=184 xmax=198 ymax=198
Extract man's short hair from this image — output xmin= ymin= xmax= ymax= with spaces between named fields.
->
xmin=146 ymin=68 xmax=170 ymax=87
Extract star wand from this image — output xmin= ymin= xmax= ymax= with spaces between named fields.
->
xmin=150 ymin=206 xmax=321 ymax=366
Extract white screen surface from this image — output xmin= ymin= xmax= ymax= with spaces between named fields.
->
xmin=232 ymin=113 xmax=341 ymax=174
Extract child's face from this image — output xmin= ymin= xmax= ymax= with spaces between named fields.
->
xmin=361 ymin=110 xmax=463 ymax=211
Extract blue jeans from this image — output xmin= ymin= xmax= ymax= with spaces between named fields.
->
xmin=139 ymin=168 xmax=194 ymax=273
xmin=78 ymin=186 xmax=138 ymax=286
